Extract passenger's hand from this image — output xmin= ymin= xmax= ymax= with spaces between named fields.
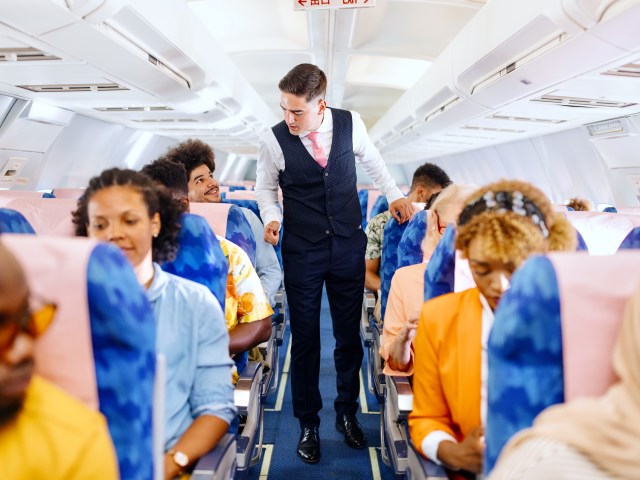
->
xmin=397 ymin=316 xmax=419 ymax=345
xmin=264 ymin=221 xmax=280 ymax=246
xmin=389 ymin=198 xmax=412 ymax=224
xmin=437 ymin=427 xmax=485 ymax=474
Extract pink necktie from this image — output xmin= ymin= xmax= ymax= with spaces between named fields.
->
xmin=307 ymin=131 xmax=327 ymax=169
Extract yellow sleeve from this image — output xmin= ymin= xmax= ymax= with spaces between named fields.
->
xmin=408 ymin=299 xmax=457 ymax=454
xmin=70 ymin=414 xmax=119 ymax=480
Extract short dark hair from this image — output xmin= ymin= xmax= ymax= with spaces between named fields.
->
xmin=162 ymin=139 xmax=215 ymax=179
xmin=72 ymin=168 xmax=182 ymax=264
xmin=141 ymin=158 xmax=189 ymax=199
xmin=278 ymin=64 xmax=327 ymax=102
xmin=411 ymin=163 xmax=451 ymax=191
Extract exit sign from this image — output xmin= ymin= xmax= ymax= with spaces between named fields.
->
xmin=294 ymin=0 xmax=375 ymax=11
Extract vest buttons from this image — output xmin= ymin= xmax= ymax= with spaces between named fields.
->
xmin=325 ymin=230 xmax=330 ymax=235
xmin=325 ymin=172 xmax=329 ymax=176
xmin=329 ymin=215 xmax=333 ymax=220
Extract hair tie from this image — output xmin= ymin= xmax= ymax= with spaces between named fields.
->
xmin=458 ymin=190 xmax=549 ymax=238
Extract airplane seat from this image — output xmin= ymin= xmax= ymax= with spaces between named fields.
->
xmin=618 ymin=226 xmax=640 ymax=250
xmin=575 ymin=229 xmax=589 ymax=251
xmin=603 ymin=206 xmax=617 ymax=213
xmin=366 ymin=189 xmax=382 ymax=221
xmin=566 ymin=211 xmax=640 ymax=255
xmin=358 ymin=189 xmax=369 ymax=229
xmin=51 ymin=187 xmax=85 ymax=199
xmin=186 ymin=204 xmax=266 ymax=475
xmin=617 ymin=207 xmax=640 ymax=215
xmin=369 ymin=194 xmax=389 ymax=221
xmin=225 ymin=191 xmax=258 ymax=201
xmin=0 ymin=190 xmax=50 ymax=202
xmin=0 ymin=208 xmax=36 ymax=233
xmin=161 ymin=213 xmax=228 ymax=314
xmin=228 ymin=185 xmax=247 ymax=192
xmin=485 ymin=251 xmax=640 ymax=475
xmin=397 ymin=209 xmax=427 ymax=269
xmin=223 ymin=198 xmax=261 ymax=221
xmin=190 ymin=203 xmax=257 ymax=266
xmin=2 ymin=234 xmax=156 ymax=480
xmin=0 ymin=197 xmax=77 ymax=236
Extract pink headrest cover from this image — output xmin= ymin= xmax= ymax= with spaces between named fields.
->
xmin=2 ymin=234 xmax=98 ymax=409
xmin=548 ymin=251 xmax=640 ymax=400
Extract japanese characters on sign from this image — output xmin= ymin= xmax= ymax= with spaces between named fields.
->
xmin=294 ymin=0 xmax=375 ymax=11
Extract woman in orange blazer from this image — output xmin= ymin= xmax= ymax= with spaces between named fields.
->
xmin=409 ymin=180 xmax=576 ymax=476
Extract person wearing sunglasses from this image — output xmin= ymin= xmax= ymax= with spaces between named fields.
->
xmin=0 ymin=241 xmax=118 ymax=479
xmin=380 ymin=184 xmax=476 ymax=376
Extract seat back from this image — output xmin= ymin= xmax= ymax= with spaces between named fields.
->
xmin=369 ymin=194 xmax=388 ymax=220
xmin=51 ymin=187 xmax=85 ymax=199
xmin=190 ymin=202 xmax=257 ymax=266
xmin=0 ymin=190 xmax=48 ymax=202
xmin=3 ymin=235 xmax=156 ymax=480
xmin=617 ymin=226 xmax=640 ymax=250
xmin=162 ymin=213 xmax=228 ymax=311
xmin=397 ymin=210 xmax=427 ymax=269
xmin=486 ymin=251 xmax=640 ymax=474
xmin=603 ymin=206 xmax=618 ymax=213
xmin=565 ymin=211 xmax=640 ymax=254
xmin=225 ymin=190 xmax=258 ymax=201
xmin=0 ymin=197 xmax=76 ymax=236
xmin=0 ymin=208 xmax=35 ymax=233
xmin=224 ymin=198 xmax=261 ymax=221
xmin=358 ymin=189 xmax=369 ymax=229
xmin=228 ymin=185 xmax=246 ymax=192
xmin=617 ymin=207 xmax=640 ymax=215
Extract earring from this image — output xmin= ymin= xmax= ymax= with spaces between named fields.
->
xmin=153 ymin=232 xmax=159 ymax=238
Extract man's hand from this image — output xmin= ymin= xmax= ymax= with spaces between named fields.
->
xmin=264 ymin=221 xmax=281 ymax=246
xmin=389 ymin=198 xmax=412 ymax=224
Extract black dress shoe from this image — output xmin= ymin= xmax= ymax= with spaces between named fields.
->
xmin=297 ymin=426 xmax=320 ymax=463
xmin=335 ymin=414 xmax=366 ymax=449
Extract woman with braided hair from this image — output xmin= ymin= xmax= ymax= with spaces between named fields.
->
xmin=408 ymin=180 xmax=576 ymax=478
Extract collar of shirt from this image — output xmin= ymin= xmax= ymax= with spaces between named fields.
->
xmin=478 ymin=292 xmax=496 ymax=348
xmin=145 ymin=263 xmax=169 ymax=303
xmin=301 ymin=107 xmax=333 ymax=138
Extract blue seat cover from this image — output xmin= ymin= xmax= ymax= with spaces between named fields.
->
xmin=369 ymin=195 xmax=388 ymax=220
xmin=618 ymin=226 xmax=640 ymax=250
xmin=162 ymin=213 xmax=228 ymax=311
xmin=380 ymin=217 xmax=409 ymax=319
xmin=0 ymin=208 xmax=36 ymax=234
xmin=397 ymin=210 xmax=427 ymax=269
xmin=226 ymin=204 xmax=257 ymax=267
xmin=485 ymin=255 xmax=564 ymax=474
xmin=423 ymin=225 xmax=456 ymax=301
xmin=87 ymin=244 xmax=156 ymax=480
xmin=358 ymin=189 xmax=368 ymax=229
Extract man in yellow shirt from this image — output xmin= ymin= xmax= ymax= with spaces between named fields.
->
xmin=0 ymin=241 xmax=118 ymax=479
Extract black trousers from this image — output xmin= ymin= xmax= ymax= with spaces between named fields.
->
xmin=282 ymin=228 xmax=366 ymax=428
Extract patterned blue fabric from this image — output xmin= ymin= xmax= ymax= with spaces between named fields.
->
xmin=358 ymin=189 xmax=368 ymax=229
xmin=603 ymin=206 xmax=617 ymax=213
xmin=228 ymin=185 xmax=246 ymax=192
xmin=618 ymin=227 xmax=640 ymax=250
xmin=87 ymin=244 xmax=156 ymax=480
xmin=576 ymin=229 xmax=588 ymax=251
xmin=380 ymin=217 xmax=409 ymax=319
xmin=226 ymin=204 xmax=257 ymax=266
xmin=42 ymin=192 xmax=56 ymax=198
xmin=485 ymin=255 xmax=564 ymax=475
xmin=0 ymin=208 xmax=35 ymax=234
xmin=397 ymin=210 xmax=427 ymax=269
xmin=224 ymin=198 xmax=261 ymax=221
xmin=162 ymin=213 xmax=228 ymax=311
xmin=369 ymin=195 xmax=388 ymax=220
xmin=423 ymin=225 xmax=456 ymax=301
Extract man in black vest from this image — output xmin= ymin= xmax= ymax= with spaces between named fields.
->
xmin=256 ymin=63 xmax=412 ymax=464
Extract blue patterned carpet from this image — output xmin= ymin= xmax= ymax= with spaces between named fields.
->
xmin=248 ymin=290 xmax=396 ymax=479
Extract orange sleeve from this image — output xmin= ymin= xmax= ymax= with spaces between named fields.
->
xmin=408 ymin=297 xmax=457 ymax=455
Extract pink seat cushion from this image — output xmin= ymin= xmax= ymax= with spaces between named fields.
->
xmin=2 ymin=198 xmax=76 ymax=236
xmin=549 ymin=251 xmax=640 ymax=400
xmin=2 ymin=234 xmax=98 ymax=409
xmin=189 ymin=202 xmax=231 ymax=237
xmin=565 ymin=211 xmax=640 ymax=254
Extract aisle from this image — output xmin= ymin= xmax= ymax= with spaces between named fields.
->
xmin=249 ymin=291 xmax=396 ymax=479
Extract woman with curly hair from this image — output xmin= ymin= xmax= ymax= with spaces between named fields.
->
xmin=408 ymin=180 xmax=576 ymax=477
xmin=73 ymin=168 xmax=235 ymax=480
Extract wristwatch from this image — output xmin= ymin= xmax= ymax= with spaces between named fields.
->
xmin=167 ymin=449 xmax=189 ymax=473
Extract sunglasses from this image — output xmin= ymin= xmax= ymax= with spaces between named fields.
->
xmin=0 ymin=300 xmax=56 ymax=356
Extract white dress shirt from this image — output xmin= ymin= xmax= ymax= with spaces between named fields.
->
xmin=256 ymin=108 xmax=404 ymax=226
xmin=421 ymin=293 xmax=495 ymax=470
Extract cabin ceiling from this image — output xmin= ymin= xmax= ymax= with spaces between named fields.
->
xmin=184 ymin=0 xmax=485 ymax=130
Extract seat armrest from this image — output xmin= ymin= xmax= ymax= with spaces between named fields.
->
xmin=389 ymin=376 xmax=413 ymax=417
xmin=274 ymin=289 xmax=286 ymax=310
xmin=191 ymin=433 xmax=236 ymax=479
xmin=364 ymin=289 xmax=376 ymax=313
xmin=234 ymin=361 xmax=262 ymax=413
xmin=407 ymin=439 xmax=448 ymax=479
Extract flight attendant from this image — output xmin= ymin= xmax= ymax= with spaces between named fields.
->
xmin=256 ymin=63 xmax=412 ymax=463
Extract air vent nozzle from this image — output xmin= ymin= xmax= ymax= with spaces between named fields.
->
xmin=532 ymin=95 xmax=636 ymax=109
xmin=17 ymin=83 xmax=129 ymax=93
